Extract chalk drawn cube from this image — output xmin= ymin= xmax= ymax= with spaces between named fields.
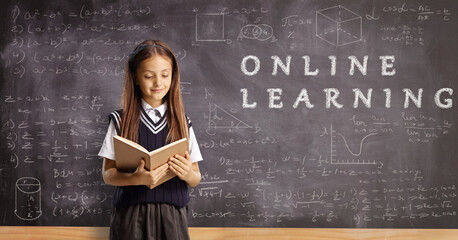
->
xmin=196 ymin=13 xmax=225 ymax=41
xmin=316 ymin=5 xmax=362 ymax=46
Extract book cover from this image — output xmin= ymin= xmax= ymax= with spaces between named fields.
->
xmin=113 ymin=135 xmax=188 ymax=188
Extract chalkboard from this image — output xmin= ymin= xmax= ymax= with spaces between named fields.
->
xmin=1 ymin=0 xmax=457 ymax=228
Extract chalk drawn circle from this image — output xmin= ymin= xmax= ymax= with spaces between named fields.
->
xmin=241 ymin=24 xmax=262 ymax=39
xmin=240 ymin=24 xmax=273 ymax=41
xmin=255 ymin=24 xmax=273 ymax=41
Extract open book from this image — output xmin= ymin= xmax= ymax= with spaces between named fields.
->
xmin=113 ymin=135 xmax=188 ymax=189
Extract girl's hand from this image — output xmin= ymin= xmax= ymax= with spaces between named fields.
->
xmin=168 ymin=151 xmax=193 ymax=182
xmin=133 ymin=159 xmax=169 ymax=188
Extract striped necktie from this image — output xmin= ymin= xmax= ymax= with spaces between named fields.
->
xmin=153 ymin=109 xmax=161 ymax=119
xmin=146 ymin=108 xmax=162 ymax=123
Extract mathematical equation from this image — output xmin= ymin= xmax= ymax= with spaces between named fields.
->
xmin=2 ymin=94 xmax=112 ymax=223
xmin=381 ymin=3 xmax=452 ymax=21
xmin=192 ymin=157 xmax=456 ymax=225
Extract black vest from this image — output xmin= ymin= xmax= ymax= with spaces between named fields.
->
xmin=108 ymin=109 xmax=190 ymax=208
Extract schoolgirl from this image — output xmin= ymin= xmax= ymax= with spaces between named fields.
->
xmin=98 ymin=40 xmax=203 ymax=240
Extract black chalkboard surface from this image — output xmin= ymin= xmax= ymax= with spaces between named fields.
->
xmin=1 ymin=0 xmax=457 ymax=228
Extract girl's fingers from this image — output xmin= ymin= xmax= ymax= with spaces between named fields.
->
xmin=170 ymin=157 xmax=186 ymax=169
xmin=157 ymin=167 xmax=168 ymax=178
xmin=152 ymin=163 xmax=169 ymax=177
xmin=168 ymin=166 xmax=180 ymax=177
xmin=159 ymin=163 xmax=169 ymax=170
xmin=157 ymin=163 xmax=169 ymax=173
xmin=156 ymin=165 xmax=168 ymax=174
xmin=169 ymin=160 xmax=183 ymax=174
xmin=168 ymin=153 xmax=191 ymax=180
xmin=147 ymin=164 xmax=169 ymax=186
xmin=135 ymin=159 xmax=146 ymax=173
xmin=139 ymin=159 xmax=146 ymax=168
xmin=171 ymin=154 xmax=191 ymax=168
xmin=173 ymin=154 xmax=189 ymax=163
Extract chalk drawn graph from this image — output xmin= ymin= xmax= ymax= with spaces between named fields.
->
xmin=329 ymin=124 xmax=382 ymax=167
xmin=336 ymin=132 xmax=378 ymax=157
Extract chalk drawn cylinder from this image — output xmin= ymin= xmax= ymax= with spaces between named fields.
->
xmin=15 ymin=177 xmax=42 ymax=221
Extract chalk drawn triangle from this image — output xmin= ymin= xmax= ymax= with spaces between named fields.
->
xmin=208 ymin=102 xmax=252 ymax=130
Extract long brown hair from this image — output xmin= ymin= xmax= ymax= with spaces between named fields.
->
xmin=120 ymin=40 xmax=188 ymax=144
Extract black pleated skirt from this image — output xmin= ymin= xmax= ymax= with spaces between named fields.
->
xmin=109 ymin=203 xmax=189 ymax=240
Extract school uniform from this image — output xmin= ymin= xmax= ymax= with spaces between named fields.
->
xmin=98 ymin=99 xmax=203 ymax=240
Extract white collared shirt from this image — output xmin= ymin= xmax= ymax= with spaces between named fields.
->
xmin=98 ymin=99 xmax=203 ymax=163
xmin=142 ymin=99 xmax=167 ymax=123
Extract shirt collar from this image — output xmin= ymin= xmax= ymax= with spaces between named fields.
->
xmin=141 ymin=99 xmax=167 ymax=117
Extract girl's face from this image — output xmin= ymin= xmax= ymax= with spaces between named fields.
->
xmin=135 ymin=55 xmax=172 ymax=108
